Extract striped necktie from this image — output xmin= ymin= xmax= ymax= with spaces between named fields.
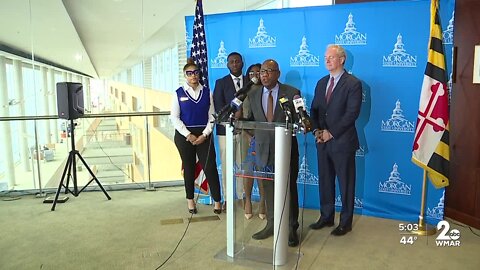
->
xmin=326 ymin=77 xmax=335 ymax=104
xmin=235 ymin=77 xmax=241 ymax=90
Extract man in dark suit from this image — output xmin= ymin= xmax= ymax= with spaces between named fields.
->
xmin=246 ymin=59 xmax=300 ymax=247
xmin=213 ymin=52 xmax=248 ymax=210
xmin=309 ymin=44 xmax=362 ymax=236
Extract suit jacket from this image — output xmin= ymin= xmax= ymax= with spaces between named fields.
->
xmin=213 ymin=74 xmax=249 ymax=135
xmin=246 ymin=82 xmax=300 ymax=167
xmin=310 ymin=71 xmax=362 ymax=153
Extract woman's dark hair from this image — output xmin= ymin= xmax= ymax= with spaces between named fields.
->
xmin=246 ymin=63 xmax=261 ymax=75
xmin=183 ymin=58 xmax=198 ymax=71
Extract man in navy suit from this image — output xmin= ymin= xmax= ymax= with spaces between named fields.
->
xmin=309 ymin=44 xmax=362 ymax=236
xmin=213 ymin=52 xmax=248 ymax=210
xmin=246 ymin=59 xmax=300 ymax=247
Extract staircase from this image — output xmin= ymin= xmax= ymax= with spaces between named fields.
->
xmin=80 ymin=118 xmax=133 ymax=184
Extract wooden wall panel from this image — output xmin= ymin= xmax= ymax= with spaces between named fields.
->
xmin=445 ymin=0 xmax=480 ymax=229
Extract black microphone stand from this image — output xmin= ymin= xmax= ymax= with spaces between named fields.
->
xmin=51 ymin=118 xmax=111 ymax=211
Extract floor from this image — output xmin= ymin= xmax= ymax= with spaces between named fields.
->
xmin=0 ymin=186 xmax=479 ymax=270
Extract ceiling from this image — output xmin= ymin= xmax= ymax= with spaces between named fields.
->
xmin=0 ymin=0 xmax=271 ymax=79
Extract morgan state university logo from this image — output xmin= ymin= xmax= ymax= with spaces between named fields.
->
xmin=297 ymin=156 xmax=319 ymax=185
xmin=381 ymin=100 xmax=415 ymax=133
xmin=427 ymin=191 xmax=445 ymax=220
xmin=382 ymin=34 xmax=417 ymax=67
xmin=335 ymin=13 xmax=367 ymax=45
xmin=443 ymin=11 xmax=454 ymax=45
xmin=290 ymin=36 xmax=320 ymax=67
xmin=249 ymin=18 xmax=276 ymax=48
xmin=210 ymin=41 xmax=228 ymax=69
xmin=378 ymin=163 xmax=412 ymax=195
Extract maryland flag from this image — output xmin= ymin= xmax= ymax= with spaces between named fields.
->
xmin=412 ymin=0 xmax=449 ymax=188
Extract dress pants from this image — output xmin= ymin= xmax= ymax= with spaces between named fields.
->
xmin=174 ymin=128 xmax=221 ymax=202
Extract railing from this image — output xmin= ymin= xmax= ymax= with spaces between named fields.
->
xmin=0 ymin=112 xmax=183 ymax=194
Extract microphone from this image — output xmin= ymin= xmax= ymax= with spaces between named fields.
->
xmin=234 ymin=77 xmax=259 ymax=98
xmin=278 ymin=96 xmax=292 ymax=119
xmin=292 ymin=95 xmax=312 ymax=132
xmin=213 ymin=77 xmax=259 ymax=123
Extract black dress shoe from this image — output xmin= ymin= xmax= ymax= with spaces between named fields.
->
xmin=288 ymin=231 xmax=299 ymax=247
xmin=331 ymin=226 xmax=352 ymax=236
xmin=252 ymin=226 xmax=274 ymax=240
xmin=188 ymin=207 xmax=198 ymax=214
xmin=309 ymin=219 xmax=334 ymax=230
xmin=213 ymin=208 xmax=222 ymax=215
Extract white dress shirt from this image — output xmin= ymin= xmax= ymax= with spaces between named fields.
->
xmin=230 ymin=74 xmax=243 ymax=91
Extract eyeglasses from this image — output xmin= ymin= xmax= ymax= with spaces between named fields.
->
xmin=324 ymin=56 xmax=341 ymax=61
xmin=185 ymin=69 xmax=200 ymax=77
xmin=259 ymin=69 xmax=279 ymax=75
xmin=248 ymin=71 xmax=260 ymax=76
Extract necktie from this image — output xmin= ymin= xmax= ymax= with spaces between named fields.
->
xmin=266 ymin=90 xmax=274 ymax=122
xmin=326 ymin=77 xmax=335 ymax=104
xmin=235 ymin=77 xmax=241 ymax=90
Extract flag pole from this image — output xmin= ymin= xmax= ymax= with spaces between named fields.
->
xmin=411 ymin=170 xmax=436 ymax=236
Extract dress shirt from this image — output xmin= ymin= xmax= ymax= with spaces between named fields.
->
xmin=230 ymin=74 xmax=243 ymax=91
xmin=326 ymin=70 xmax=345 ymax=97
xmin=262 ymin=83 xmax=279 ymax=118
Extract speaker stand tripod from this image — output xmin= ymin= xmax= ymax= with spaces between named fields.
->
xmin=51 ymin=119 xmax=111 ymax=211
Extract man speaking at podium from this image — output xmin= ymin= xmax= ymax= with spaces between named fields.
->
xmin=246 ymin=59 xmax=300 ymax=247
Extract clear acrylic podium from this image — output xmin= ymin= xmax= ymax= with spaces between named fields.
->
xmin=215 ymin=120 xmax=295 ymax=267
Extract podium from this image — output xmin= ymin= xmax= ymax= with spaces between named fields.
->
xmin=220 ymin=120 xmax=294 ymax=266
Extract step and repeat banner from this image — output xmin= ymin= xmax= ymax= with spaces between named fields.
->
xmin=186 ymin=0 xmax=455 ymax=225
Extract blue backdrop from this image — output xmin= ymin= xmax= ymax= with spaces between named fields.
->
xmin=186 ymin=0 xmax=455 ymax=225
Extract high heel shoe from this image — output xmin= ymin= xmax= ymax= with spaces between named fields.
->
xmin=258 ymin=213 xmax=266 ymax=220
xmin=213 ymin=202 xmax=222 ymax=215
xmin=187 ymin=199 xmax=197 ymax=214
xmin=244 ymin=199 xmax=253 ymax=220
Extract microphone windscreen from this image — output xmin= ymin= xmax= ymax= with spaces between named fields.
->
xmin=292 ymin=96 xmax=305 ymax=113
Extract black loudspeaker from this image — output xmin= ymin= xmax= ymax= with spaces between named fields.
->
xmin=56 ymin=82 xmax=84 ymax=120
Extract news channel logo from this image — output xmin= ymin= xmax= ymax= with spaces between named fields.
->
xmin=397 ymin=220 xmax=461 ymax=247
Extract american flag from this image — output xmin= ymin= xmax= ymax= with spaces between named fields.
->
xmin=190 ymin=0 xmax=209 ymax=194
xmin=190 ymin=0 xmax=209 ymax=89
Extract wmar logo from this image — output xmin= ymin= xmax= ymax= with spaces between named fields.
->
xmin=249 ymin=18 xmax=276 ymax=48
xmin=382 ymin=34 xmax=417 ymax=67
xmin=378 ymin=163 xmax=412 ymax=195
xmin=290 ymin=36 xmax=320 ymax=67
xmin=381 ymin=100 xmax=415 ymax=133
xmin=335 ymin=13 xmax=367 ymax=46
xmin=210 ymin=40 xmax=228 ymax=69
xmin=436 ymin=220 xmax=461 ymax=247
